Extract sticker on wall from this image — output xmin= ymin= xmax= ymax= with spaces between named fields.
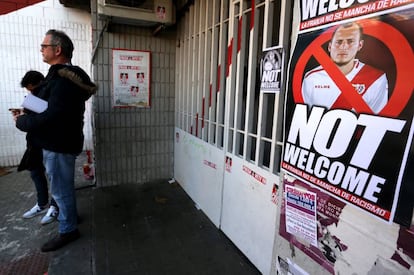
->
xmin=276 ymin=257 xmax=309 ymax=275
xmin=156 ymin=6 xmax=166 ymax=19
xmin=112 ymin=49 xmax=151 ymax=108
xmin=225 ymin=156 xmax=232 ymax=173
xmin=242 ymin=165 xmax=267 ymax=185
xmin=203 ymin=160 xmax=217 ymax=169
xmin=260 ymin=46 xmax=284 ymax=93
xmin=281 ymin=1 xmax=414 ymax=224
xmin=271 ymin=183 xmax=278 ymax=205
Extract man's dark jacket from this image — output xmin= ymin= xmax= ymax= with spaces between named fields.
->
xmin=16 ymin=64 xmax=96 ymax=154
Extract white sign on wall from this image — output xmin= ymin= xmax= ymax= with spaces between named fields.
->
xmin=112 ymin=49 xmax=151 ymax=108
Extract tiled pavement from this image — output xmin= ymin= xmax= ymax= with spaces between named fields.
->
xmin=0 ymin=155 xmax=260 ymax=275
xmin=0 ymin=167 xmax=53 ymax=275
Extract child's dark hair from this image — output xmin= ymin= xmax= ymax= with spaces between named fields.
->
xmin=20 ymin=70 xmax=45 ymax=88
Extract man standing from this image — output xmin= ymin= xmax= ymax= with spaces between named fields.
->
xmin=301 ymin=22 xmax=388 ymax=114
xmin=15 ymin=30 xmax=96 ymax=252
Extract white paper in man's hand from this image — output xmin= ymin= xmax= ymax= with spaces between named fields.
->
xmin=21 ymin=94 xmax=47 ymax=113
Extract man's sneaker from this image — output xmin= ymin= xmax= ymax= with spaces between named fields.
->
xmin=41 ymin=229 xmax=80 ymax=252
xmin=22 ymin=204 xmax=47 ymax=219
xmin=40 ymin=206 xmax=59 ymax=225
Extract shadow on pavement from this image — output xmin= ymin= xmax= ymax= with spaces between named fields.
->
xmin=1 ymin=151 xmax=260 ymax=275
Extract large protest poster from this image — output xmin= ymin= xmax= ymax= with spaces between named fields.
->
xmin=282 ymin=1 xmax=414 ymax=225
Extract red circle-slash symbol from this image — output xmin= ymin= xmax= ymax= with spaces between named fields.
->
xmin=292 ymin=19 xmax=413 ymax=117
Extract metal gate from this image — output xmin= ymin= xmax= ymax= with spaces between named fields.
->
xmin=175 ymin=0 xmax=293 ymax=273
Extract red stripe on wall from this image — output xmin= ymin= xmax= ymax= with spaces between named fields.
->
xmin=250 ymin=0 xmax=255 ymax=30
xmin=226 ymin=39 xmax=233 ymax=77
xmin=196 ymin=113 xmax=199 ymax=137
xmin=202 ymin=97 xmax=205 ymax=128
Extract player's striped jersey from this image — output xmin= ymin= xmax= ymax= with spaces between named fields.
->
xmin=302 ymin=60 xmax=388 ymax=114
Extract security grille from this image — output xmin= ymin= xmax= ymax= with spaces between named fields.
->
xmin=176 ymin=0 xmax=291 ymax=174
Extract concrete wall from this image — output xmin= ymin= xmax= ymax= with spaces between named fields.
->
xmin=90 ymin=0 xmax=175 ymax=186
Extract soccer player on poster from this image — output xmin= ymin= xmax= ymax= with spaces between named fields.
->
xmin=284 ymin=15 xmax=413 ymax=223
xmin=301 ymin=21 xmax=388 ymax=114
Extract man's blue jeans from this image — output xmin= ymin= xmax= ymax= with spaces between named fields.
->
xmin=43 ymin=150 xmax=78 ymax=234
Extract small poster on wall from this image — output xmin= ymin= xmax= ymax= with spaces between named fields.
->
xmin=285 ymin=184 xmax=317 ymax=247
xmin=260 ymin=46 xmax=284 ymax=93
xmin=112 ymin=49 xmax=151 ymax=108
xmin=279 ymin=176 xmax=347 ymax=274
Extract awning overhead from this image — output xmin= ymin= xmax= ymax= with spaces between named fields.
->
xmin=0 ymin=0 xmax=44 ymax=15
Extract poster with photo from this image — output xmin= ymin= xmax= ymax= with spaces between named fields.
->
xmin=260 ymin=46 xmax=284 ymax=93
xmin=282 ymin=1 xmax=414 ymax=224
xmin=112 ymin=49 xmax=151 ymax=108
